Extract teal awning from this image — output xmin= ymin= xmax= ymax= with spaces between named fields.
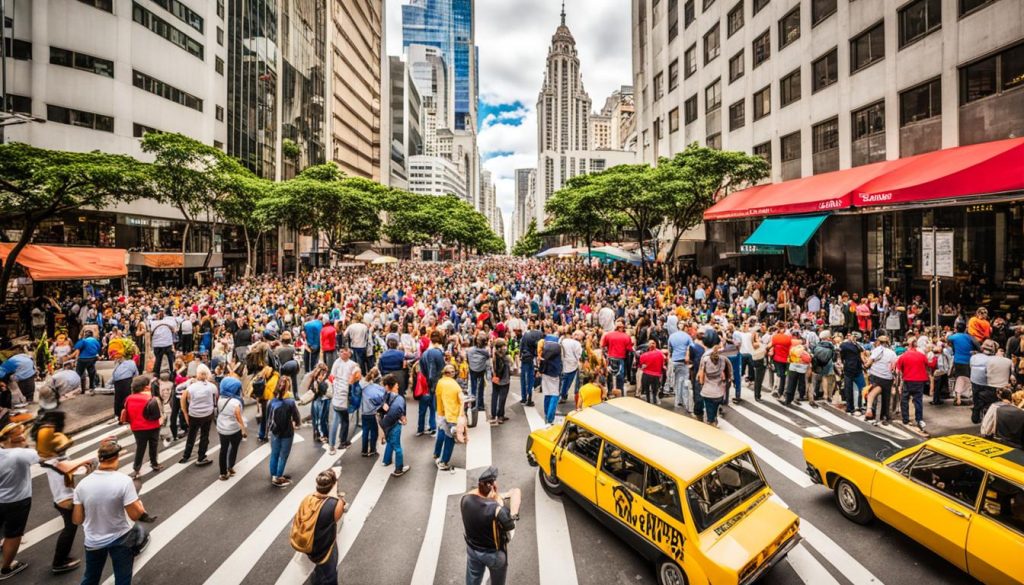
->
xmin=743 ymin=214 xmax=828 ymax=247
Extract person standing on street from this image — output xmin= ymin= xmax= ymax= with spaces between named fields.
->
xmin=698 ymin=347 xmax=732 ymax=427
xmin=39 ymin=427 xmax=96 ymax=576
xmin=768 ymin=324 xmax=792 ymax=398
xmin=519 ymin=320 xmax=543 ymax=407
xmin=638 ymin=340 xmax=666 ymax=405
xmin=120 ymin=376 xmax=164 ymax=479
xmin=345 ymin=319 xmax=370 ymax=374
xmin=73 ymin=440 xmax=150 ymax=585
xmin=947 ymin=322 xmax=979 ymax=406
xmin=359 ymin=369 xmax=385 ymax=457
xmin=379 ymin=374 xmax=409 ymax=476
xmin=434 ymin=364 xmax=463 ymax=472
xmin=149 ymin=309 xmax=178 ymax=378
xmin=558 ymin=329 xmax=583 ymax=404
xmin=111 ymin=348 xmax=140 ymax=421
xmin=418 ymin=332 xmax=445 ymax=436
xmin=70 ymin=331 xmax=101 ymax=398
xmin=839 ymin=333 xmax=867 ymax=413
xmin=467 ymin=334 xmax=491 ymax=414
xmin=895 ymin=340 xmax=930 ymax=432
xmin=0 ymin=422 xmax=38 ymax=580
xmin=215 ymin=376 xmax=247 ymax=480
xmin=329 ymin=347 xmax=361 ymax=455
xmin=320 ymin=320 xmax=338 ymax=371
xmin=268 ymin=378 xmax=301 ymax=488
xmin=180 ymin=365 xmax=218 ymax=466
xmin=302 ymin=314 xmax=323 ymax=373
xmin=461 ymin=466 xmax=520 ymax=585
xmin=863 ymin=336 xmax=897 ymax=423
xmin=668 ymin=325 xmax=693 ymax=412
xmin=539 ymin=323 xmax=563 ymax=424
xmin=600 ymin=320 xmax=633 ymax=396
xmin=0 ymin=352 xmax=36 ymax=408
xmin=490 ymin=340 xmax=511 ymax=425
xmin=293 ymin=469 xmax=346 ymax=585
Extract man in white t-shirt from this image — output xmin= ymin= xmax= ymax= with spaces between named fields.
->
xmin=559 ymin=330 xmax=583 ymax=403
xmin=0 ymin=423 xmax=40 ymax=579
xmin=329 ymin=348 xmax=362 ymax=455
xmin=73 ymin=440 xmax=150 ymax=585
xmin=864 ymin=336 xmax=898 ymax=424
xmin=149 ymin=309 xmax=178 ymax=377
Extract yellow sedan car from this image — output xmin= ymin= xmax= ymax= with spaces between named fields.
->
xmin=803 ymin=432 xmax=1024 ymax=585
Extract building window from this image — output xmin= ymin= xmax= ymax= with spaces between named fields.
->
xmin=752 ymin=30 xmax=770 ymax=68
xmin=959 ymin=0 xmax=995 ymax=17
xmin=654 ymin=72 xmax=665 ymax=101
xmin=49 ymin=47 xmax=114 ymax=78
xmin=900 ymin=77 xmax=942 ymax=125
xmin=217 ymin=0 xmax=224 ymax=19
xmin=780 ymin=68 xmax=801 ymax=107
xmin=684 ymin=44 xmax=697 ymax=78
xmin=132 ymin=123 xmax=162 ymax=138
xmin=851 ymin=21 xmax=885 ymax=73
xmin=960 ymin=42 xmax=1024 ymax=104
xmin=668 ymin=60 xmax=680 ymax=91
xmin=654 ymin=118 xmax=663 ymax=140
xmin=149 ymin=0 xmax=204 ymax=34
xmin=47 ymin=104 xmax=114 ymax=133
xmin=899 ymin=0 xmax=941 ymax=48
xmin=217 ymin=27 xmax=224 ymax=47
xmin=729 ymin=99 xmax=745 ymax=130
xmin=813 ymin=117 xmax=839 ymax=153
xmin=753 ymin=85 xmax=771 ymax=119
xmin=132 ymin=70 xmax=204 ymax=112
xmin=684 ymin=0 xmax=696 ymax=27
xmin=705 ymin=78 xmax=722 ymax=112
xmin=812 ymin=0 xmax=837 ymax=26
xmin=706 ymin=133 xmax=722 ymax=149
xmin=685 ymin=95 xmax=698 ymax=123
xmin=704 ymin=23 xmax=721 ymax=64
xmin=781 ymin=131 xmax=801 ymax=161
xmin=812 ymin=47 xmax=839 ymax=92
xmin=753 ymin=0 xmax=770 ymax=15
xmin=729 ymin=51 xmax=745 ymax=83
xmin=669 ymin=107 xmax=680 ymax=133
xmin=703 ymin=0 xmax=716 ymax=10
xmin=3 ymin=38 xmax=31 ymax=61
xmin=132 ymin=3 xmax=204 ymax=60
xmin=4 ymin=94 xmax=31 ymax=114
xmin=216 ymin=105 xmax=224 ymax=121
xmin=215 ymin=56 xmax=224 ymax=75
xmin=78 ymin=0 xmax=113 ymax=12
xmin=214 ymin=140 xmax=224 ymax=149
xmin=852 ymin=101 xmax=885 ymax=140
xmin=728 ymin=1 xmax=744 ymax=37
xmin=753 ymin=141 xmax=771 ymax=164
xmin=779 ymin=7 xmax=800 ymax=50
xmin=669 ymin=0 xmax=680 ymax=41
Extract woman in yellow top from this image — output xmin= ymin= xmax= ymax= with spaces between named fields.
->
xmin=575 ymin=372 xmax=607 ymax=409
xmin=433 ymin=364 xmax=463 ymax=471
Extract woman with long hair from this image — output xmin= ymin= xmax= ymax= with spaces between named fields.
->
xmin=267 ymin=376 xmax=301 ymax=488
xmin=120 ymin=375 xmax=163 ymax=479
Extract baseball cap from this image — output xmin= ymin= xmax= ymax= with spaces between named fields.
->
xmin=478 ymin=466 xmax=499 ymax=483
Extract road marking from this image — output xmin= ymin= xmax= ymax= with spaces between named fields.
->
xmin=33 ymin=428 xmax=135 ymax=478
xmin=108 ymin=436 xmax=298 ymax=585
xmin=727 ymin=402 xmax=804 ymax=448
xmin=744 ymin=399 xmax=832 ymax=438
xmin=69 ymin=420 xmax=120 ymax=444
xmin=136 ymin=445 xmax=222 ymax=496
xmin=410 ymin=465 xmax=468 ymax=585
xmin=788 ymin=544 xmax=841 ymax=585
xmin=466 ymin=410 xmax=493 ymax=470
xmin=794 ymin=401 xmax=916 ymax=441
xmin=717 ymin=419 xmax=812 ymax=488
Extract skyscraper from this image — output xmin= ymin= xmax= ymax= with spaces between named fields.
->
xmin=228 ymin=0 xmax=280 ymax=179
xmin=406 ymin=44 xmax=449 ymax=156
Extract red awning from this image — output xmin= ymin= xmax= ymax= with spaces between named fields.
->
xmin=704 ymin=137 xmax=1024 ymax=220
xmin=0 ymin=244 xmax=127 ymax=281
xmin=854 ymin=137 xmax=1024 ymax=207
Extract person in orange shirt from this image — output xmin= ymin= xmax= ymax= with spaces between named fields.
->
xmin=967 ymin=307 xmax=992 ymax=342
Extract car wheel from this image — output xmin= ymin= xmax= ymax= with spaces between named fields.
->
xmin=834 ymin=478 xmax=874 ymax=524
xmin=539 ymin=467 xmax=563 ymax=496
xmin=656 ymin=559 xmax=687 ymax=585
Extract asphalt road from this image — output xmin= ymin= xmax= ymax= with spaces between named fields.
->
xmin=11 ymin=375 xmax=981 ymax=585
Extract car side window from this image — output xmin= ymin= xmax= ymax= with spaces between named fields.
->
xmin=979 ymin=474 xmax=1024 ymax=535
xmin=559 ymin=422 xmax=601 ymax=466
xmin=908 ymin=449 xmax=985 ymax=507
xmin=645 ymin=465 xmax=683 ymax=522
xmin=601 ymin=441 xmax=646 ymax=494
xmin=888 ymin=450 xmax=920 ymax=473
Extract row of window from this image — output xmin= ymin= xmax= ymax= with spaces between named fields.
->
xmin=132 ymin=70 xmax=204 ymax=112
xmin=46 ymin=104 xmax=114 ymax=133
xmin=149 ymin=0 xmax=204 ymax=34
xmin=132 ymin=2 xmax=204 ymax=61
xmin=78 ymin=0 xmax=113 ymax=12
xmin=50 ymin=47 xmax=114 ymax=78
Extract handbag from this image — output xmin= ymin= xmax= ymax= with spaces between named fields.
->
xmin=414 ymin=372 xmax=429 ymax=399
xmin=122 ymin=522 xmax=149 ymax=557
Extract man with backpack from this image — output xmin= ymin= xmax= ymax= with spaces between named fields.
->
xmin=379 ymin=374 xmax=409 ymax=477
xmin=461 ymin=466 xmax=521 ymax=585
xmin=810 ymin=335 xmax=837 ymax=407
xmin=291 ymin=469 xmax=346 ymax=585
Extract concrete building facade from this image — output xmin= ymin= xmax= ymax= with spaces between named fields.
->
xmin=408 ymin=154 xmax=468 ymax=200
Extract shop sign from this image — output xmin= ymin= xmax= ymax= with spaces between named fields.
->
xmin=124 ymin=216 xmax=173 ymax=228
xmin=740 ymin=244 xmax=785 ymax=255
xmin=922 ymin=230 xmax=954 ymax=278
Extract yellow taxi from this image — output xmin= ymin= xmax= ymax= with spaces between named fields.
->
xmin=526 ymin=398 xmax=800 ymax=585
xmin=803 ymin=432 xmax=1024 ymax=585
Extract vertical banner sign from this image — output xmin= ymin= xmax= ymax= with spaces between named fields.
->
xmin=922 ymin=233 xmax=934 ymax=277
xmin=934 ymin=231 xmax=954 ymax=278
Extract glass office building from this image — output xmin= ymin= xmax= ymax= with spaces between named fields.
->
xmin=279 ymin=0 xmax=328 ymax=178
xmin=227 ymin=0 xmax=279 ymax=179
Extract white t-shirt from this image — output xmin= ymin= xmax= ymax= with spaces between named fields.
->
xmin=868 ymin=347 xmax=897 ymax=380
xmin=150 ymin=317 xmax=178 ymax=347
xmin=73 ymin=470 xmax=138 ymax=549
xmin=0 ymin=448 xmax=39 ymax=503
xmin=45 ymin=460 xmax=75 ymax=504
xmin=216 ymin=397 xmax=244 ymax=435
xmin=330 ymin=358 xmax=360 ymax=410
xmin=186 ymin=381 xmax=218 ymax=417
xmin=736 ymin=331 xmax=755 ymax=354
xmin=560 ymin=338 xmax=583 ymax=373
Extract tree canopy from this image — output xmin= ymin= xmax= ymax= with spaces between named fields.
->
xmin=512 ymin=219 xmax=542 ymax=257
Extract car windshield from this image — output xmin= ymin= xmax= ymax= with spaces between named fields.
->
xmin=686 ymin=452 xmax=766 ymax=533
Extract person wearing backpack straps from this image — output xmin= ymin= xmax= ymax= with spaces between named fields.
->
xmin=215 ymin=376 xmax=247 ymax=481
xmin=119 ymin=375 xmax=164 ymax=483
xmin=291 ymin=469 xmax=346 ymax=585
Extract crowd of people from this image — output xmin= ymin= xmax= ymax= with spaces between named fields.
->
xmin=2 ymin=257 xmax=1024 ymax=584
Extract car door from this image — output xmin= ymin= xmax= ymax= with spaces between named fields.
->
xmin=871 ymin=448 xmax=983 ymax=570
xmin=966 ymin=473 xmax=1024 ymax=585
xmin=552 ymin=422 xmax=601 ymax=502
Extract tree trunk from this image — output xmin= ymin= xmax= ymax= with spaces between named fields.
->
xmin=243 ymin=227 xmax=253 ymax=278
xmin=0 ymin=218 xmax=38 ymax=305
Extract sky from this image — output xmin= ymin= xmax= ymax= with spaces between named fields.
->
xmin=385 ymin=0 xmax=632 ymax=233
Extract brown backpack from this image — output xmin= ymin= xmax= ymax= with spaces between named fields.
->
xmin=290 ymin=494 xmax=328 ymax=556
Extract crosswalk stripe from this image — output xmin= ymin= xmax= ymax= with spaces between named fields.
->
xmin=466 ymin=412 xmax=493 ymax=470
xmin=787 ymin=544 xmax=842 ymax=585
xmin=717 ymin=419 xmax=812 ymax=488
xmin=33 ymin=428 xmax=135 ymax=478
xmin=744 ymin=399 xmax=832 ymax=438
xmin=202 ymin=444 xmax=337 ymax=585
xmin=410 ymin=465 xmax=468 ymax=585
xmin=107 ymin=437 xmax=298 ymax=585
xmin=69 ymin=419 xmax=120 ymax=444
xmin=793 ymin=401 xmax=916 ymax=441
xmin=136 ymin=444 xmax=222 ymax=496
xmin=727 ymin=402 xmax=804 ymax=448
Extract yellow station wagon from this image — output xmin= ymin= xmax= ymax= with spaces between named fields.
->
xmin=804 ymin=432 xmax=1024 ymax=585
xmin=526 ymin=398 xmax=800 ymax=585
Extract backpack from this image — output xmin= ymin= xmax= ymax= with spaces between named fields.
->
xmin=812 ymin=344 xmax=834 ymax=370
xmin=143 ymin=396 xmax=162 ymax=421
xmin=290 ymin=494 xmax=328 ymax=556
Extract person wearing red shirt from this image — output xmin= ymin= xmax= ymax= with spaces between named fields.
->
xmin=768 ymin=324 xmax=792 ymax=397
xmin=321 ymin=321 xmax=338 ymax=369
xmin=895 ymin=343 xmax=930 ymax=431
xmin=120 ymin=376 xmax=164 ymax=480
xmin=638 ymin=341 xmax=666 ymax=405
xmin=600 ymin=321 xmax=634 ymax=394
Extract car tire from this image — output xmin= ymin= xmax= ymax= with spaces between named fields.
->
xmin=539 ymin=467 xmax=563 ymax=496
xmin=655 ymin=558 xmax=687 ymax=585
xmin=833 ymin=478 xmax=874 ymax=525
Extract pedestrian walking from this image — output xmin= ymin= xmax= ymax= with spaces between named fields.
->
xmin=0 ymin=422 xmax=38 ymax=580
xmin=120 ymin=375 xmax=164 ymax=479
xmin=539 ymin=323 xmax=563 ymax=424
xmin=215 ymin=376 xmax=247 ymax=480
xmin=490 ymin=339 xmax=511 ymax=424
xmin=434 ymin=364 xmax=463 ymax=471
xmin=149 ymin=308 xmax=178 ymax=377
xmin=638 ymin=340 xmax=666 ymax=405
xmin=558 ymin=329 xmax=582 ymax=403
xmin=329 ymin=347 xmax=361 ymax=455
xmin=379 ymin=374 xmax=409 ymax=476
xmin=698 ymin=347 xmax=732 ymax=427
xmin=359 ymin=369 xmax=386 ymax=457
xmin=268 ymin=377 xmax=301 ymax=487
xmin=895 ymin=341 xmax=931 ymax=432
xmin=668 ymin=326 xmax=693 ymax=412
xmin=418 ymin=331 xmax=445 ymax=436
xmin=290 ymin=469 xmax=346 ymax=585
xmin=110 ymin=346 xmax=139 ymax=420
xmin=461 ymin=466 xmax=520 ymax=585
xmin=180 ymin=364 xmax=218 ymax=466
xmin=39 ymin=425 xmax=94 ymax=576
xmin=467 ymin=334 xmax=491 ymax=413
xmin=305 ymin=364 xmax=331 ymax=444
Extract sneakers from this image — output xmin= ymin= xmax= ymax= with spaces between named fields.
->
xmin=228 ymin=468 xmax=236 ymax=476
xmin=11 ymin=401 xmax=27 ymax=409
xmin=437 ymin=462 xmax=454 ymax=471
xmin=0 ymin=561 xmax=28 ymax=580
xmin=51 ymin=559 xmax=81 ymax=575
xmin=917 ymin=420 xmax=927 ymax=431
xmin=272 ymin=477 xmax=292 ymax=488
xmin=392 ymin=465 xmax=410 ymax=477
xmin=178 ymin=457 xmax=189 ymax=465
xmin=219 ymin=474 xmax=229 ymax=481
xmin=195 ymin=459 xmax=212 ymax=467
xmin=329 ymin=447 xmax=337 ymax=455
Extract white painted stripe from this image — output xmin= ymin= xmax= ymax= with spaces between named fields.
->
xmin=793 ymin=402 xmax=862 ymax=432
xmin=466 ymin=412 xmax=493 ymax=470
xmin=64 ymin=424 xmax=132 ymax=457
xmin=69 ymin=420 xmax=120 ymax=444
xmin=136 ymin=445 xmax=222 ymax=496
xmin=761 ymin=398 xmax=840 ymax=429
xmin=717 ymin=420 xmax=813 ymax=488
xmin=107 ymin=436 xmax=298 ymax=585
xmin=203 ymin=444 xmax=337 ymax=585
xmin=788 ymin=544 xmax=841 ymax=585
xmin=33 ymin=429 xmax=135 ymax=478
xmin=410 ymin=466 xmax=468 ymax=585
xmin=744 ymin=400 xmax=832 ymax=438
xmin=727 ymin=402 xmax=804 ymax=448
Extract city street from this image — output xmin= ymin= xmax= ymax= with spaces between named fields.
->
xmin=12 ymin=377 xmax=978 ymax=585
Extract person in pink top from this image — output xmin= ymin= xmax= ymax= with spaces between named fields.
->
xmin=638 ymin=340 xmax=666 ymax=405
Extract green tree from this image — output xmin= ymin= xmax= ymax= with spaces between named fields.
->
xmin=512 ymin=219 xmax=542 ymax=257
xmin=217 ymin=172 xmax=275 ymax=277
xmin=545 ymin=173 xmax=626 ymax=257
xmin=595 ymin=164 xmax=668 ymax=273
xmin=0 ymin=143 xmax=152 ymax=303
xmin=381 ymin=191 xmax=442 ymax=251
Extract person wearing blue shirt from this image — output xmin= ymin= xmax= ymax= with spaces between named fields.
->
xmin=417 ymin=332 xmax=446 ymax=436
xmin=0 ymin=352 xmax=37 ymax=407
xmin=947 ymin=322 xmax=979 ymax=406
xmin=303 ymin=316 xmax=323 ymax=372
xmin=668 ymin=329 xmax=693 ymax=413
xmin=689 ymin=337 xmax=707 ymax=420
xmin=380 ymin=374 xmax=409 ymax=476
xmin=377 ymin=339 xmax=408 ymax=395
xmin=359 ymin=372 xmax=386 ymax=457
xmin=73 ymin=331 xmax=102 ymax=395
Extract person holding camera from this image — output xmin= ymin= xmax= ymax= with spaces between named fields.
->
xmin=460 ymin=466 xmax=521 ymax=585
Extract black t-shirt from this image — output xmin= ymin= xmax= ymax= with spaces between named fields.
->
xmin=309 ymin=497 xmax=338 ymax=563
xmin=839 ymin=341 xmax=863 ymax=375
xmin=461 ymin=494 xmax=515 ymax=552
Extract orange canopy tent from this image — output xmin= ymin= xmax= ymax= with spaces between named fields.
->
xmin=0 ymin=244 xmax=128 ymax=281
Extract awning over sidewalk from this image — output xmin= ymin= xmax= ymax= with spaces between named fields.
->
xmin=0 ymin=244 xmax=127 ymax=281
xmin=744 ymin=214 xmax=828 ymax=247
xmin=133 ymin=253 xmax=185 ymax=269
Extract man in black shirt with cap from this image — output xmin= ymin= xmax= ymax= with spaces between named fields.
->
xmin=461 ymin=466 xmax=521 ymax=585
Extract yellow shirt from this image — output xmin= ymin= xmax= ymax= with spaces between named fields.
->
xmin=435 ymin=377 xmax=463 ymax=423
xmin=578 ymin=383 xmax=603 ymax=408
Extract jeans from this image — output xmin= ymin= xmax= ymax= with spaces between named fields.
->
xmin=322 ymin=349 xmax=337 ymax=371
xmin=417 ymin=391 xmax=436 ymax=433
xmin=218 ymin=431 xmax=242 ymax=475
xmin=303 ymin=348 xmax=320 ymax=373
xmin=784 ymin=371 xmax=807 ymax=403
xmin=728 ymin=355 xmax=744 ymax=399
xmin=80 ymin=531 xmax=134 ymax=585
xmin=773 ymin=361 xmax=788 ymax=395
xmin=543 ymin=393 xmax=558 ymax=424
xmin=361 ymin=414 xmax=379 ymax=454
xmin=740 ymin=353 xmax=753 ymax=381
xmin=77 ymin=357 xmax=98 ymax=393
xmin=311 ymin=544 xmax=338 ymax=585
xmin=519 ymin=361 xmax=535 ymax=403
xmin=152 ymin=345 xmax=175 ymax=377
xmin=311 ymin=398 xmax=330 ymax=440
xmin=132 ymin=428 xmax=160 ymax=472
xmin=433 ymin=421 xmax=455 ymax=464
xmin=704 ymin=396 xmax=723 ymax=424
xmin=169 ymin=395 xmax=188 ymax=440
xmin=383 ymin=424 xmax=403 ymax=468
xmin=466 ymin=546 xmax=508 ymax=585
xmin=843 ymin=373 xmax=866 ymax=413
xmin=902 ymin=381 xmax=926 ymax=424
xmin=491 ymin=384 xmax=509 ymax=419
xmin=53 ymin=504 xmax=77 ymax=567
xmin=183 ymin=414 xmax=213 ymax=461
xmin=972 ymin=385 xmax=997 ymax=425
xmin=608 ymin=357 xmax=625 ymax=392
xmin=257 ymin=398 xmax=269 ymax=441
xmin=672 ymin=362 xmax=691 ymax=411
xmin=330 ymin=408 xmax=350 ymax=447
xmin=641 ymin=373 xmax=661 ymax=404
xmin=692 ymin=378 xmax=705 ymax=419
xmin=351 ymin=347 xmax=367 ymax=373
xmin=559 ymin=371 xmax=577 ymax=401
xmin=752 ymin=362 xmax=767 ymax=399
xmin=269 ymin=435 xmax=293 ymax=478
